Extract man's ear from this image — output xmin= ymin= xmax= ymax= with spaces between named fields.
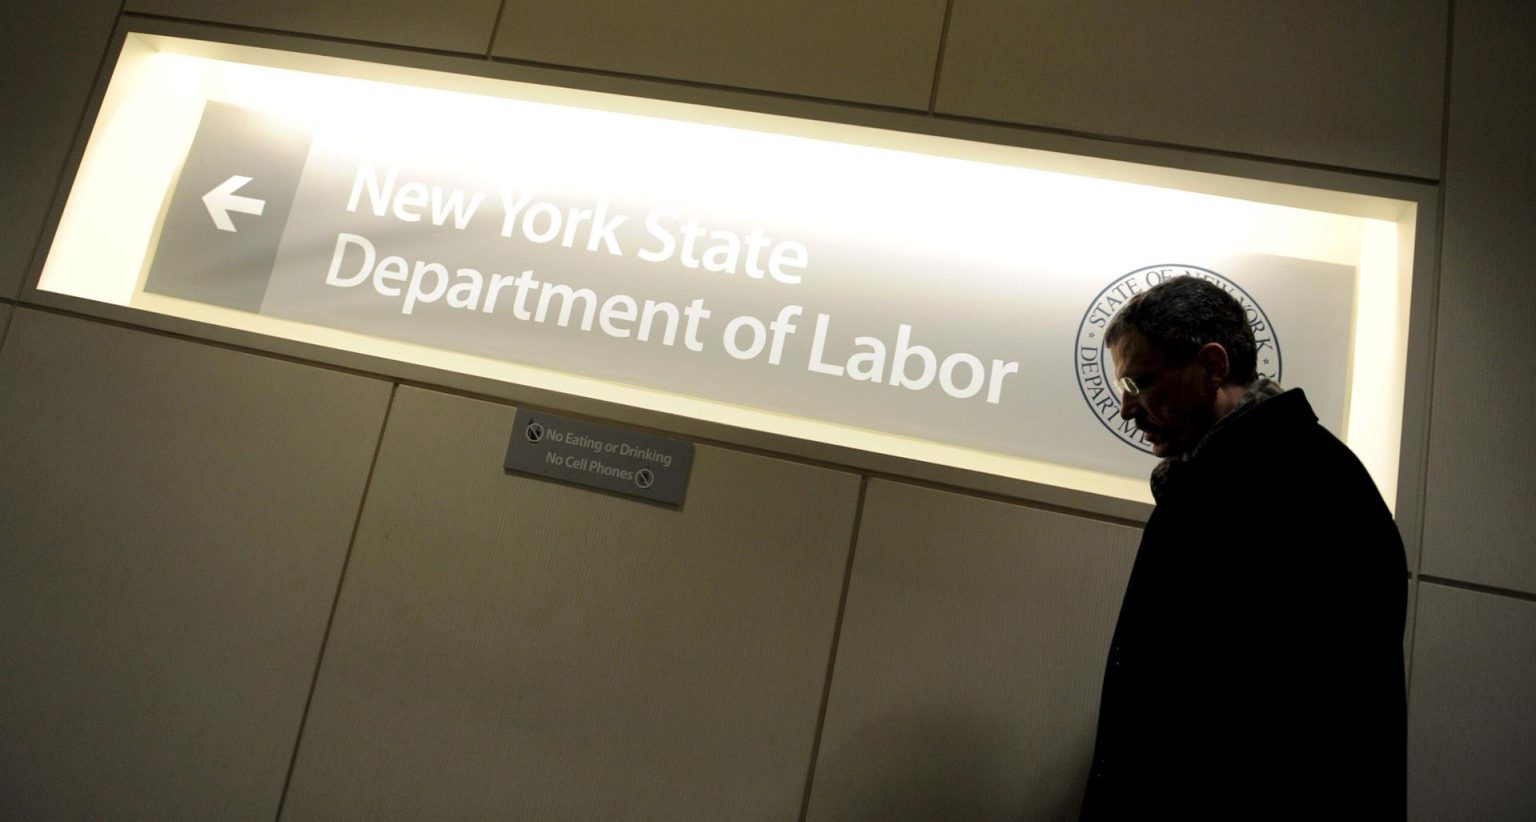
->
xmin=1196 ymin=342 xmax=1230 ymax=386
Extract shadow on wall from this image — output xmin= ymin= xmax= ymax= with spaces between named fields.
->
xmin=811 ymin=709 xmax=1089 ymax=821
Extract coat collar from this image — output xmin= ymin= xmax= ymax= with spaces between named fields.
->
xmin=1149 ymin=377 xmax=1298 ymax=502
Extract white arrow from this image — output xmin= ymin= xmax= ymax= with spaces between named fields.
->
xmin=202 ymin=175 xmax=266 ymax=232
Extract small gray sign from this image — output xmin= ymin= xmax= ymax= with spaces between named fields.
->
xmin=505 ymin=409 xmax=693 ymax=505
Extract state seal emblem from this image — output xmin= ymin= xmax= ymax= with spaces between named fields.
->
xmin=1075 ymin=265 xmax=1282 ymax=454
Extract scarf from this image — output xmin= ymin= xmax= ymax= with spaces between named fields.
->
xmin=1149 ymin=376 xmax=1286 ymax=503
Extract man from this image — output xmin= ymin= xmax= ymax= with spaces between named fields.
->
xmin=1079 ymin=276 xmax=1407 ymax=819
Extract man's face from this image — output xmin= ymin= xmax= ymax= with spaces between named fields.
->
xmin=1109 ymin=330 xmax=1219 ymax=459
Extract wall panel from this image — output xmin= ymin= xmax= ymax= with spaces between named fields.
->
xmin=1407 ymin=583 xmax=1536 ymax=821
xmin=126 ymin=0 xmax=502 ymax=55
xmin=936 ymin=0 xmax=1446 ymax=178
xmin=281 ymin=386 xmax=860 ymax=819
xmin=0 ymin=310 xmax=391 ymax=820
xmin=806 ymin=480 xmax=1139 ymax=820
xmin=1421 ymin=0 xmax=1536 ymax=596
xmin=492 ymin=0 xmax=947 ymax=110
xmin=0 ymin=0 xmax=121 ymax=299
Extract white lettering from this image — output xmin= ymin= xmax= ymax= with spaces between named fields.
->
xmin=637 ymin=301 xmax=680 ymax=346
xmin=681 ymin=299 xmax=711 ymax=352
xmin=522 ymin=202 xmax=562 ymax=244
xmin=939 ymin=352 xmax=985 ymax=399
xmin=987 ymin=359 xmax=1020 ymax=404
xmin=325 ymin=233 xmax=374 ymax=287
xmin=535 ymin=283 xmax=598 ymax=329
xmin=724 ymin=315 xmax=767 ymax=360
xmin=431 ymin=186 xmax=482 ymax=230
xmin=807 ymin=313 xmax=844 ymax=376
xmin=445 ymin=268 xmax=484 ymax=309
xmin=638 ymin=208 xmax=679 ymax=263
xmin=768 ymin=241 xmax=807 ymax=284
xmin=347 ymin=164 xmax=394 ymax=216
xmin=498 ymin=188 xmax=535 ymax=238
xmin=374 ymin=255 xmax=409 ymax=297
xmin=766 ymin=305 xmax=802 ymax=365
xmin=586 ymin=199 xmax=627 ymax=255
xmin=847 ymin=337 xmax=885 ymax=382
xmin=393 ymin=181 xmax=427 ymax=222
xmin=402 ymin=260 xmax=448 ymax=315
xmin=889 ymin=324 xmax=935 ymax=390
xmin=600 ymin=294 xmax=638 ymax=338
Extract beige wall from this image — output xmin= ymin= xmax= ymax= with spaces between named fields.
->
xmin=1 ymin=1 xmax=1531 ymax=819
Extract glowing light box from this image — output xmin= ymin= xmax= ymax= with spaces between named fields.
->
xmin=39 ymin=33 xmax=1418 ymax=507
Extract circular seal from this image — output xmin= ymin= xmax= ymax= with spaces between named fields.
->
xmin=1074 ymin=264 xmax=1282 ymax=454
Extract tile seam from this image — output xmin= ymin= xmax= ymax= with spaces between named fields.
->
xmin=272 ymin=381 xmax=399 ymax=821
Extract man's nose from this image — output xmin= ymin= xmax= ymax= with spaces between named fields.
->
xmin=1119 ymin=391 xmax=1139 ymax=420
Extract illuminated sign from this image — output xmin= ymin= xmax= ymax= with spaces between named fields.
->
xmin=38 ymin=34 xmax=1417 ymax=506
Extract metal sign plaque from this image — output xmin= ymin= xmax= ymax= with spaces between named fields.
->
xmin=504 ymin=409 xmax=694 ymax=505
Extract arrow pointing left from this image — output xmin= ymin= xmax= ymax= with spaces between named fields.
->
xmin=202 ymin=175 xmax=266 ymax=232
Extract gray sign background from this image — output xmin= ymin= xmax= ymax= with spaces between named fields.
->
xmin=144 ymin=102 xmax=1356 ymax=481
xmin=146 ymin=102 xmax=311 ymax=312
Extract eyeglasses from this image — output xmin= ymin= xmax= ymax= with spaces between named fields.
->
xmin=1116 ymin=360 xmax=1185 ymax=399
xmin=1115 ymin=349 xmax=1200 ymax=400
xmin=1114 ymin=375 xmax=1145 ymax=398
xmin=1115 ymin=369 xmax=1175 ymax=399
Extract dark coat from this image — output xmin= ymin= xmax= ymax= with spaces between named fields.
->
xmin=1079 ymin=389 xmax=1407 ymax=820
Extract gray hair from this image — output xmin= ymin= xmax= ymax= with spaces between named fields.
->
xmin=1103 ymin=275 xmax=1258 ymax=385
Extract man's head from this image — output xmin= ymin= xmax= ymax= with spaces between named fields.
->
xmin=1104 ymin=276 xmax=1259 ymax=458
